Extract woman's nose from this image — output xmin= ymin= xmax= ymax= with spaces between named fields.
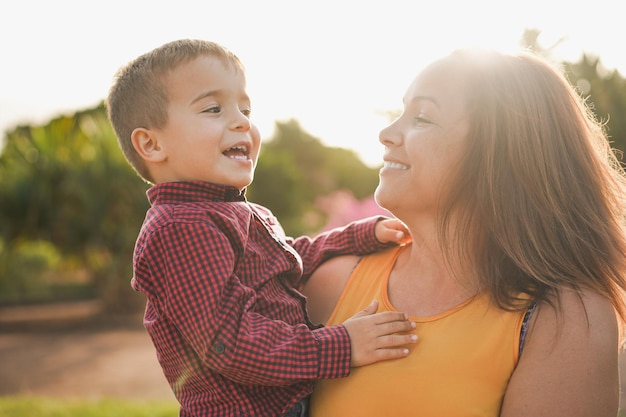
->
xmin=379 ymin=123 xmax=400 ymax=146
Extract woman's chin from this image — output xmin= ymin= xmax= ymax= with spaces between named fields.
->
xmin=374 ymin=188 xmax=393 ymax=213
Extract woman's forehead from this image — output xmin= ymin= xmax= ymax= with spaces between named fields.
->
xmin=404 ymin=59 xmax=467 ymax=112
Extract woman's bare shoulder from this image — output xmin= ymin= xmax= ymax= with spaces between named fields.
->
xmin=300 ymin=255 xmax=361 ymax=325
xmin=501 ymin=287 xmax=620 ymax=417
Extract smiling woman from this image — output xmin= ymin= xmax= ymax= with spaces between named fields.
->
xmin=302 ymin=48 xmax=626 ymax=417
xmin=375 ymin=59 xmax=470 ymax=218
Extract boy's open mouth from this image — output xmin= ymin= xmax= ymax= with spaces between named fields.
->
xmin=223 ymin=145 xmax=249 ymax=160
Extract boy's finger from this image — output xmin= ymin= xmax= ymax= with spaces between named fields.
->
xmin=377 ymin=333 xmax=418 ymax=348
xmin=372 ymin=311 xmax=410 ymax=324
xmin=374 ymin=347 xmax=411 ymax=361
xmin=375 ymin=319 xmax=416 ymax=335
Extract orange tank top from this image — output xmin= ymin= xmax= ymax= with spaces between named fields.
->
xmin=310 ymin=245 xmax=526 ymax=417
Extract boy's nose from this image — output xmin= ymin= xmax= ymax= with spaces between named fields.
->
xmin=232 ymin=114 xmax=251 ymax=131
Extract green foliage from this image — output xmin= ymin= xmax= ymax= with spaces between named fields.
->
xmin=0 ymin=110 xmax=379 ymax=309
xmin=248 ymin=145 xmax=310 ymax=234
xmin=0 ymin=240 xmax=61 ymax=304
xmin=564 ymin=54 xmax=626 ymax=158
xmin=521 ymin=29 xmax=626 ymax=163
xmin=0 ymin=396 xmax=178 ymax=417
xmin=248 ymin=119 xmax=380 ymax=236
xmin=1 ymin=46 xmax=625 ymax=310
xmin=0 ymin=104 xmax=149 ymax=311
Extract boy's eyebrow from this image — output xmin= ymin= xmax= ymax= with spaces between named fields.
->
xmin=190 ymin=89 xmax=251 ymax=105
xmin=191 ymin=90 xmax=220 ymax=104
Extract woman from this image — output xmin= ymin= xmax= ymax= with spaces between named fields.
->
xmin=302 ymin=49 xmax=626 ymax=417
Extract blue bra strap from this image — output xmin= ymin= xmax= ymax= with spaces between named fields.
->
xmin=519 ymin=302 xmax=537 ymax=356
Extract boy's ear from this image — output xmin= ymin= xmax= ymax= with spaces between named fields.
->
xmin=131 ymin=128 xmax=166 ymax=162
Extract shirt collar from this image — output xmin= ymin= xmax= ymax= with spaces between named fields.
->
xmin=146 ymin=181 xmax=247 ymax=205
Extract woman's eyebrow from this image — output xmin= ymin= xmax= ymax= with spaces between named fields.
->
xmin=405 ymin=95 xmax=440 ymax=108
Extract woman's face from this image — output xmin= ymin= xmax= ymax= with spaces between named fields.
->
xmin=375 ymin=58 xmax=470 ymax=221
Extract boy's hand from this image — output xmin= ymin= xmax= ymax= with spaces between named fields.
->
xmin=342 ymin=300 xmax=417 ymax=367
xmin=375 ymin=218 xmax=411 ymax=244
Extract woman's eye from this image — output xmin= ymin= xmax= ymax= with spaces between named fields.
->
xmin=414 ymin=115 xmax=432 ymax=125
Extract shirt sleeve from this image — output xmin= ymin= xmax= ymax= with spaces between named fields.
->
xmin=287 ymin=216 xmax=394 ymax=281
xmin=138 ymin=219 xmax=351 ymax=386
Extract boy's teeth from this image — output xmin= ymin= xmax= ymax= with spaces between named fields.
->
xmin=223 ymin=145 xmax=249 ymax=159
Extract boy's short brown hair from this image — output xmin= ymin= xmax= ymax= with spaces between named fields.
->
xmin=106 ymin=39 xmax=244 ymax=182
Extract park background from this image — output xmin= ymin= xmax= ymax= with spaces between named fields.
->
xmin=2 ymin=1 xmax=626 ymax=415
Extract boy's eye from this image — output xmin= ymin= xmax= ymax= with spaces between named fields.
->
xmin=203 ymin=106 xmax=221 ymax=114
xmin=241 ymin=108 xmax=252 ymax=118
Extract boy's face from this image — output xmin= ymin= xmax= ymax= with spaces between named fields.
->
xmin=147 ymin=55 xmax=260 ymax=190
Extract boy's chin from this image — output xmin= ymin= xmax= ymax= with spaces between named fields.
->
xmin=230 ymin=177 xmax=254 ymax=191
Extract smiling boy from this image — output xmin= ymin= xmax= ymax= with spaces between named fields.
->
xmin=106 ymin=39 xmax=415 ymax=417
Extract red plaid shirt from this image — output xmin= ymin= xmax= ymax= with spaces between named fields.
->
xmin=131 ymin=181 xmax=389 ymax=416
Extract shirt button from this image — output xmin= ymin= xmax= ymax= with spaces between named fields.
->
xmin=214 ymin=343 xmax=226 ymax=354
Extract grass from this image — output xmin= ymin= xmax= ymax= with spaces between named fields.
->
xmin=2 ymin=396 xmax=625 ymax=416
xmin=0 ymin=396 xmax=179 ymax=417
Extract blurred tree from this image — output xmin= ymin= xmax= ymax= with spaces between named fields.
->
xmin=0 ymin=104 xmax=148 ymax=310
xmin=522 ymin=28 xmax=626 ymax=161
xmin=1 ymin=42 xmax=624 ymax=310
xmin=564 ymin=55 xmax=626 ymax=157
xmin=247 ymin=119 xmax=380 ymax=235
xmin=0 ymin=112 xmax=379 ymax=309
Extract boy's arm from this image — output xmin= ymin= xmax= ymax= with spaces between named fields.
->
xmin=286 ymin=216 xmax=394 ymax=281
xmin=140 ymin=220 xmax=410 ymax=387
xmin=141 ymin=221 xmax=343 ymax=385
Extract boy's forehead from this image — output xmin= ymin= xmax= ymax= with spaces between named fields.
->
xmin=164 ymin=55 xmax=246 ymax=100
xmin=169 ymin=55 xmax=230 ymax=78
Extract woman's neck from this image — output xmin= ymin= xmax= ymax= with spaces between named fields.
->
xmin=387 ymin=236 xmax=479 ymax=317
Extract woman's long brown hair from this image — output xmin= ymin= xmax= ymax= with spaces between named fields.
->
xmin=439 ymin=49 xmax=626 ymax=322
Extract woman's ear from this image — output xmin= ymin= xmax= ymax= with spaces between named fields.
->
xmin=131 ymin=128 xmax=166 ymax=162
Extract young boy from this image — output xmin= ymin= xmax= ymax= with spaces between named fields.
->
xmin=106 ymin=39 xmax=415 ymax=417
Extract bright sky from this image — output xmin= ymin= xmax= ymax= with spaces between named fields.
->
xmin=1 ymin=0 xmax=624 ymax=167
